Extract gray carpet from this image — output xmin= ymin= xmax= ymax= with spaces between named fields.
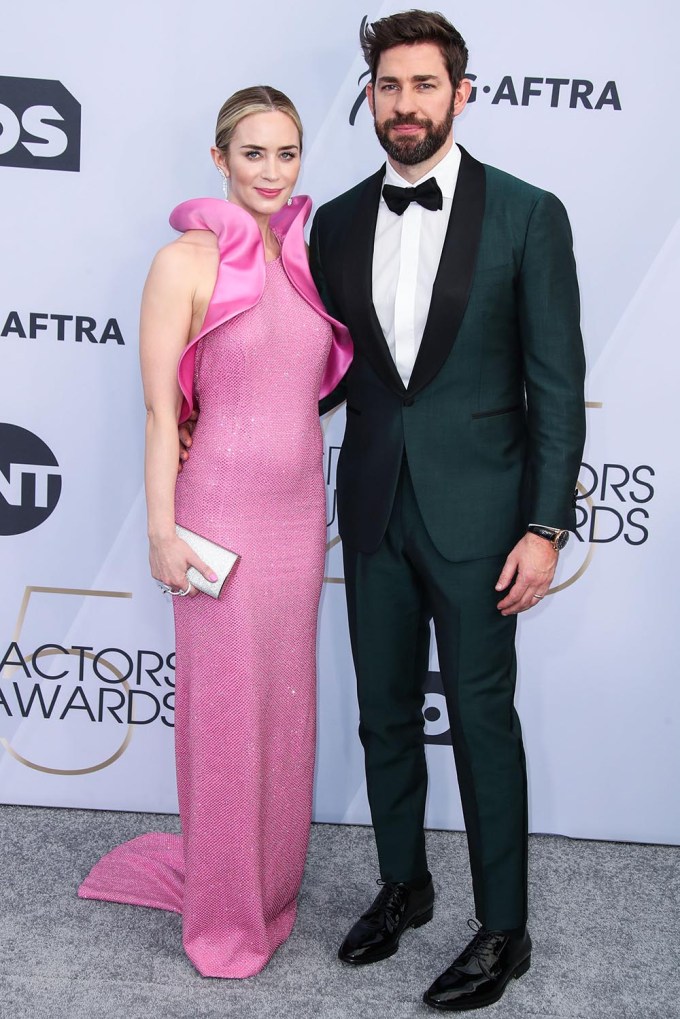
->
xmin=1 ymin=804 xmax=678 ymax=1019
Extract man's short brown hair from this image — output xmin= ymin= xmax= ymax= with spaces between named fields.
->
xmin=360 ymin=9 xmax=468 ymax=87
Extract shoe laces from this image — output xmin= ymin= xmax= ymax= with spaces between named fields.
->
xmin=364 ymin=879 xmax=408 ymax=927
xmin=461 ymin=918 xmax=508 ymax=979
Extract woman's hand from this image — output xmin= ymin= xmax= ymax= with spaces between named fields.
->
xmin=149 ymin=533 xmax=217 ymax=597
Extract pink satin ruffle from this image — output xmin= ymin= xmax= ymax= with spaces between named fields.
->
xmin=171 ymin=196 xmax=352 ymax=423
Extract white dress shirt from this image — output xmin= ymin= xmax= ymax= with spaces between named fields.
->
xmin=372 ymin=142 xmax=461 ymax=387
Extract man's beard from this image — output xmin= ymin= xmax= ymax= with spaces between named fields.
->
xmin=374 ymin=106 xmax=455 ymax=166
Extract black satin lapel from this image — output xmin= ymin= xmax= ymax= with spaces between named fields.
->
xmin=407 ymin=147 xmax=486 ymax=395
xmin=342 ymin=166 xmax=406 ymax=396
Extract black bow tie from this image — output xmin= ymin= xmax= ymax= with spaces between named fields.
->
xmin=382 ymin=177 xmax=443 ymax=216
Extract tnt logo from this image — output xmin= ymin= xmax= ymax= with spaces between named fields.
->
xmin=0 ymin=424 xmax=62 ymax=534
xmin=0 ymin=76 xmax=81 ymax=172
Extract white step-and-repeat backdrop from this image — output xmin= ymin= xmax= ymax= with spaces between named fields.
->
xmin=1 ymin=1 xmax=678 ymax=843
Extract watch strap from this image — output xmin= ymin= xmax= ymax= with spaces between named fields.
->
xmin=527 ymin=524 xmax=559 ymax=539
xmin=527 ymin=524 xmax=569 ymax=550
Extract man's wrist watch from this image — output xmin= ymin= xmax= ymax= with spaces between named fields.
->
xmin=527 ymin=524 xmax=570 ymax=551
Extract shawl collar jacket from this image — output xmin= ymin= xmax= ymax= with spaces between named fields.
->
xmin=310 ymin=147 xmax=586 ymax=561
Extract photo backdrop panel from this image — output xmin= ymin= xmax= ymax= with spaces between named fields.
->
xmin=1 ymin=0 xmax=678 ymax=843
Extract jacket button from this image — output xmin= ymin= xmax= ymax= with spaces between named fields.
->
xmin=403 ymin=398 xmax=414 ymax=407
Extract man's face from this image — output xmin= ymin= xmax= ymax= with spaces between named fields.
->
xmin=366 ymin=42 xmax=469 ymax=167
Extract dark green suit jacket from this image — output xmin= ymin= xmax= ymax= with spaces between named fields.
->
xmin=311 ymin=146 xmax=586 ymax=562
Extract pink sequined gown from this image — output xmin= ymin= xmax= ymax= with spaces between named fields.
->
xmin=78 ymin=196 xmax=351 ymax=979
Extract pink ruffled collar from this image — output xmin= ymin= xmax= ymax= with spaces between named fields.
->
xmin=171 ymin=196 xmax=352 ymax=421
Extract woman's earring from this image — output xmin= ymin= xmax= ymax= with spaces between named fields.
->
xmin=219 ymin=170 xmax=229 ymax=200
xmin=287 ymin=196 xmax=293 ymax=206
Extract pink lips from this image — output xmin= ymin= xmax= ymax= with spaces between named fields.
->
xmin=392 ymin=125 xmax=423 ymax=134
xmin=255 ymin=188 xmax=284 ymax=198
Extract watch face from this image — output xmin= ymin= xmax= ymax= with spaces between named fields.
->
xmin=555 ymin=530 xmax=570 ymax=550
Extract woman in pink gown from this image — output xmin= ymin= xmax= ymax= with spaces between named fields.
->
xmin=78 ymin=87 xmax=351 ymax=978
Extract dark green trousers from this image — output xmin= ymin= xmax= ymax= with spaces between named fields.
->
xmin=342 ymin=460 xmax=528 ymax=930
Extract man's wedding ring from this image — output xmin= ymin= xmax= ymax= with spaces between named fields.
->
xmin=532 ymin=593 xmax=543 ymax=600
xmin=158 ymin=582 xmax=192 ymax=597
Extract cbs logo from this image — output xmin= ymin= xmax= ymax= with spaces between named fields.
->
xmin=0 ymin=76 xmax=81 ymax=172
xmin=423 ymin=671 xmax=452 ymax=746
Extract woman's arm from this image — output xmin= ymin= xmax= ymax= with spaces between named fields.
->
xmin=140 ymin=244 xmax=214 ymax=593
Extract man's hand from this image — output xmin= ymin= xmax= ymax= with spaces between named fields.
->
xmin=178 ymin=410 xmax=198 ymax=471
xmin=495 ymin=532 xmax=558 ymax=615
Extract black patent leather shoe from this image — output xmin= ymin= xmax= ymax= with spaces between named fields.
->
xmin=338 ymin=878 xmax=434 ymax=964
xmin=423 ymin=920 xmax=531 ymax=1011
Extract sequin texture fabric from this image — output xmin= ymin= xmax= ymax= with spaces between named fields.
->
xmin=78 ymin=254 xmax=333 ymax=978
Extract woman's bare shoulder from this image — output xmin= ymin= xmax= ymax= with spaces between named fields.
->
xmin=148 ymin=232 xmax=218 ymax=281
xmin=175 ymin=229 xmax=219 ymax=252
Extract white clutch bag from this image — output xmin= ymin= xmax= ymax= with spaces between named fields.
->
xmin=175 ymin=523 xmax=239 ymax=598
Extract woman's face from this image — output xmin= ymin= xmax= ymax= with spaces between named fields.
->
xmin=213 ymin=110 xmax=301 ymax=219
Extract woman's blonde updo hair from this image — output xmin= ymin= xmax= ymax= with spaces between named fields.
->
xmin=215 ymin=86 xmax=303 ymax=155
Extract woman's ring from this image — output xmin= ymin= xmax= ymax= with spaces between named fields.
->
xmin=158 ymin=581 xmax=192 ymax=596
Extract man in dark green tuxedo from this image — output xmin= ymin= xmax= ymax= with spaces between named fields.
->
xmin=310 ymin=10 xmax=586 ymax=1012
